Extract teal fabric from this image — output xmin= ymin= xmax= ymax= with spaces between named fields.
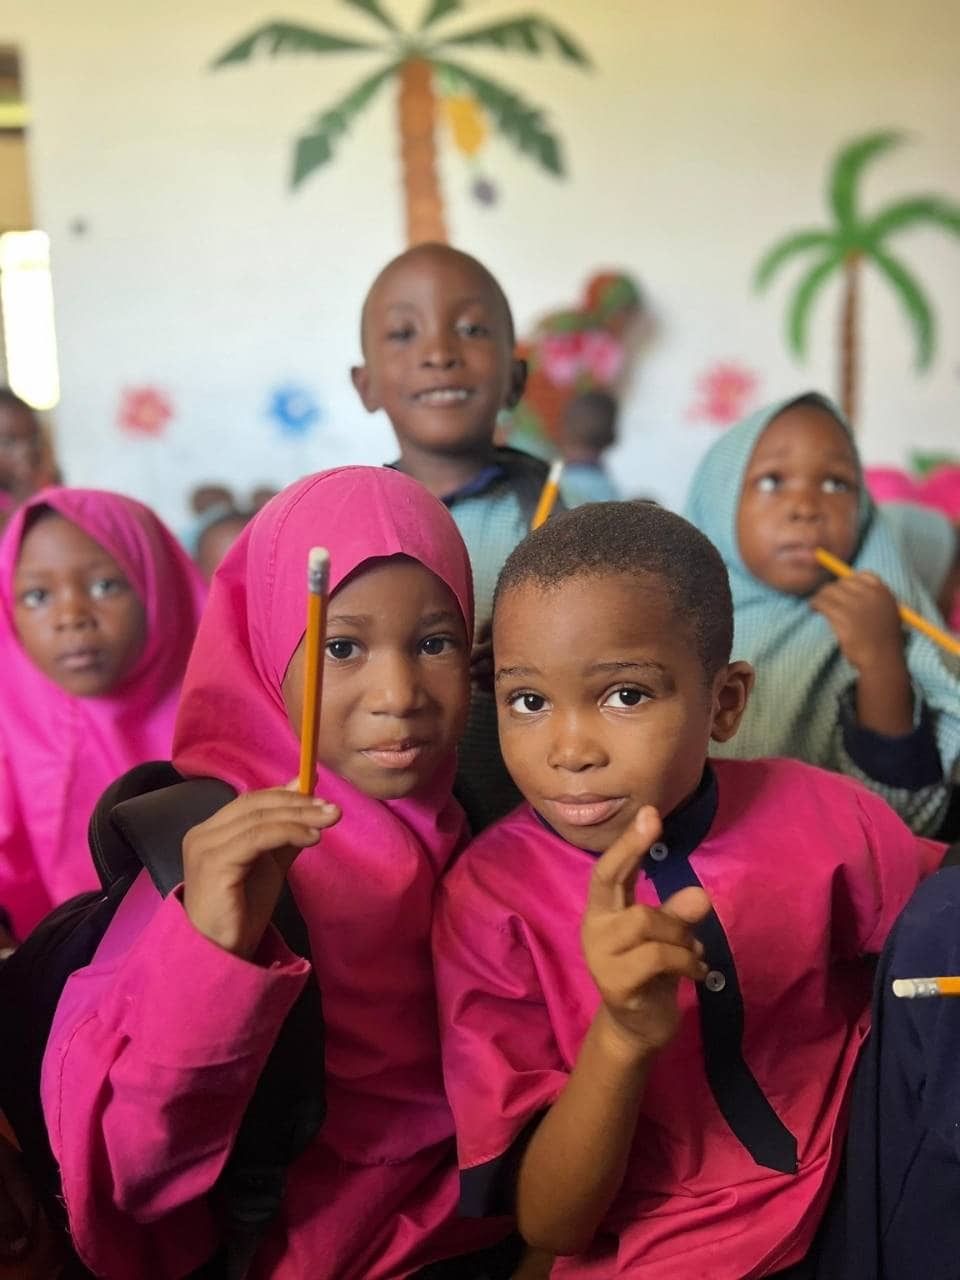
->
xmin=684 ymin=391 xmax=960 ymax=835
xmin=559 ymin=462 xmax=620 ymax=508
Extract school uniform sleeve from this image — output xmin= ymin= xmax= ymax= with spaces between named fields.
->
xmin=830 ymin=683 xmax=952 ymax=837
xmin=830 ymin=779 xmax=945 ymax=960
xmin=432 ymin=877 xmax=568 ymax=1217
xmin=41 ymin=877 xmax=309 ymax=1279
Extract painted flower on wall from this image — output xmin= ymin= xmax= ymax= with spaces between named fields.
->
xmin=268 ymin=383 xmax=322 ymax=436
xmin=687 ymin=362 xmax=759 ymax=426
xmin=117 ymin=386 xmax=174 ymax=437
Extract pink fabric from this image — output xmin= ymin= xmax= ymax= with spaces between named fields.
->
xmin=434 ymin=758 xmax=943 ymax=1279
xmin=0 ymin=487 xmax=206 ymax=937
xmin=921 ymin=464 xmax=960 ymax=521
xmin=863 ymin=466 xmax=921 ymax=506
xmin=865 ymin=463 xmax=960 ymax=521
xmin=42 ymin=467 xmax=503 ymax=1279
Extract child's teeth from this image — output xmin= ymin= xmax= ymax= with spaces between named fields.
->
xmin=419 ymin=388 xmax=469 ymax=403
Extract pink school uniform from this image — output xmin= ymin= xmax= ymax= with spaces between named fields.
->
xmin=41 ymin=468 xmax=504 ymax=1280
xmin=0 ymin=487 xmax=206 ymax=938
xmin=433 ymin=757 xmax=944 ymax=1279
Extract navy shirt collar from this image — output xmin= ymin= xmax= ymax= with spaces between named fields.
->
xmin=534 ymin=764 xmax=718 ymax=860
xmin=385 ymin=459 xmax=506 ymax=506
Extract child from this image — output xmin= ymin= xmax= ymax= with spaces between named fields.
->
xmin=558 ymin=390 xmax=620 ymax=507
xmin=351 ymin=242 xmax=553 ymax=832
xmin=0 ymin=391 xmax=58 ymax=528
xmin=684 ymin=391 xmax=960 ymax=838
xmin=40 ymin=467 xmax=517 ymax=1280
xmin=432 ymin=500 xmax=944 ymax=1278
xmin=193 ymin=503 xmax=254 ymax=581
xmin=0 ymin=487 xmax=206 ymax=940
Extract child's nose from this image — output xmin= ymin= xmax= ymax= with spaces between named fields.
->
xmin=421 ymin=336 xmax=461 ymax=370
xmin=787 ymin=485 xmax=822 ymax=521
xmin=52 ymin=589 xmax=93 ymax=629
xmin=366 ymin=653 xmax=424 ymax=716
xmin=547 ymin=715 xmax=606 ymax=771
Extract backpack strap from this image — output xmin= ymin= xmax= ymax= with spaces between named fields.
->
xmin=107 ymin=773 xmax=326 ymax=1280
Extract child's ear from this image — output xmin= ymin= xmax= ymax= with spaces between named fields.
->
xmin=709 ymin=660 xmax=754 ymax=742
xmin=506 ymin=358 xmax=528 ymax=409
xmin=350 ymin=365 xmax=378 ymax=413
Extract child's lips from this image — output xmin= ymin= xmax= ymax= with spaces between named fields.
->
xmin=361 ymin=740 xmax=427 ymax=770
xmin=777 ymin=542 xmax=819 ymax=564
xmin=542 ymin=795 xmax=627 ymax=827
xmin=412 ymin=387 xmax=474 ymax=406
xmin=58 ymin=648 xmax=104 ymax=672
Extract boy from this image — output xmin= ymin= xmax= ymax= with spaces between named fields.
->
xmin=433 ymin=501 xmax=944 ymax=1278
xmin=0 ymin=389 xmax=58 ymax=527
xmin=352 ymin=243 xmax=555 ymax=831
xmin=558 ymin=389 xmax=620 ymax=507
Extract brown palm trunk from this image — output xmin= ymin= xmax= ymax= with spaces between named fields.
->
xmin=840 ymin=252 xmax=860 ymax=426
xmin=397 ymin=58 xmax=446 ymax=246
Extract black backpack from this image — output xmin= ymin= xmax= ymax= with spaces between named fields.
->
xmin=0 ymin=761 xmax=326 ymax=1280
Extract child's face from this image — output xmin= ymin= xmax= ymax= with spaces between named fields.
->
xmin=197 ymin=515 xmax=247 ymax=582
xmin=351 ymin=247 xmax=526 ymax=458
xmin=282 ymin=557 xmax=470 ymax=800
xmin=0 ymin=403 xmax=42 ymax=500
xmin=13 ymin=513 xmax=147 ymax=696
xmin=737 ymin=404 xmax=860 ymax=596
xmin=494 ymin=572 xmax=752 ymax=853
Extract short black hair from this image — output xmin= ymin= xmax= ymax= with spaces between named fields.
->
xmin=561 ymin=389 xmax=618 ymax=452
xmin=494 ymin=501 xmax=733 ymax=677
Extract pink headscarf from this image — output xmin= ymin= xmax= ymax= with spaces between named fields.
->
xmin=173 ymin=466 xmax=476 ymax=1164
xmin=0 ymin=488 xmax=207 ymax=937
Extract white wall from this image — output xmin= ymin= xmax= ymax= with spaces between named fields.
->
xmin=2 ymin=0 xmax=958 ymax=527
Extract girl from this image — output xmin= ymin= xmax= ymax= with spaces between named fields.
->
xmin=40 ymin=467 xmax=515 ymax=1280
xmin=685 ymin=391 xmax=960 ymax=838
xmin=0 ymin=487 xmax=206 ymax=939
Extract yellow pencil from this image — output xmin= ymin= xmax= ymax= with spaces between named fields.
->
xmin=531 ymin=459 xmax=564 ymax=531
xmin=298 ymin=547 xmax=330 ymax=795
xmin=814 ymin=546 xmax=960 ymax=659
xmin=892 ymin=976 xmax=960 ymax=998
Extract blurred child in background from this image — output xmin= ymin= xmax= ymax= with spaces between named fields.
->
xmin=558 ymin=389 xmax=620 ymax=507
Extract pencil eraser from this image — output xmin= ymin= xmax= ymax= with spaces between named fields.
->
xmin=307 ymin=546 xmax=330 ymax=593
xmin=891 ymin=979 xmax=916 ymax=998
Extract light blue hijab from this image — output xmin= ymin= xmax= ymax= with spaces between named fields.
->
xmin=684 ymin=391 xmax=959 ymax=834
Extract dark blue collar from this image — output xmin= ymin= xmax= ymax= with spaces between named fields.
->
xmin=533 ymin=765 xmax=718 ymax=862
xmin=385 ymin=459 xmax=506 ymax=505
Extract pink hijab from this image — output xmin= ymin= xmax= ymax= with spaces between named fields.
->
xmin=173 ymin=466 xmax=476 ymax=1164
xmin=0 ymin=488 xmax=206 ymax=937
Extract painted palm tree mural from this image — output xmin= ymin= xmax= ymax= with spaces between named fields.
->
xmin=213 ymin=0 xmax=589 ymax=246
xmin=754 ymin=131 xmax=960 ymax=426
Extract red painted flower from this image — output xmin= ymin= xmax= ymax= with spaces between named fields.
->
xmin=117 ymin=386 xmax=174 ymax=437
xmin=688 ymin=363 xmax=759 ymax=426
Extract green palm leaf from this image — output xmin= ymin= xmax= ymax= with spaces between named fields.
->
xmin=292 ymin=64 xmax=397 ymax=187
xmin=418 ymin=0 xmax=465 ymax=29
xmin=867 ymin=244 xmax=935 ymax=369
xmin=433 ymin=58 xmax=565 ymax=174
xmin=828 ymin=130 xmax=903 ymax=233
xmin=786 ymin=251 xmax=844 ymax=357
xmin=754 ymin=230 xmax=838 ymax=290
xmin=435 ymin=16 xmax=590 ymax=66
xmin=865 ymin=195 xmax=960 ymax=244
xmin=339 ymin=0 xmax=399 ymax=31
xmin=212 ymin=22 xmax=380 ymax=67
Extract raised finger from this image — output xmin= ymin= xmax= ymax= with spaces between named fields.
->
xmin=613 ymin=943 xmax=709 ymax=1005
xmin=587 ymin=806 xmax=662 ymax=912
xmin=659 ymin=885 xmax=712 ymax=927
xmin=593 ymin=902 xmax=702 ymax=956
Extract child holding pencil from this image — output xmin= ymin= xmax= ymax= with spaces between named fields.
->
xmin=351 ymin=243 xmax=559 ymax=831
xmin=40 ymin=468 xmax=519 ymax=1280
xmin=432 ymin=500 xmax=945 ymax=1278
xmin=684 ymin=392 xmax=960 ymax=838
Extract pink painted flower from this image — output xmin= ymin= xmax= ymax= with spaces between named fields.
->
xmin=580 ymin=330 xmax=624 ymax=384
xmin=688 ymin=363 xmax=759 ymax=426
xmin=117 ymin=387 xmax=174 ymax=437
xmin=540 ymin=332 xmax=585 ymax=386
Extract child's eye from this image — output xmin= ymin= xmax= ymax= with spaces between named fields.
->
xmin=387 ymin=325 xmax=415 ymax=342
xmin=456 ymin=321 xmax=489 ymax=338
xmin=419 ymin=634 xmax=458 ymax=656
xmin=326 ymin=638 xmax=361 ymax=661
xmin=602 ymin=686 xmax=648 ymax=709
xmin=822 ymin=476 xmax=854 ymax=494
xmin=90 ymin=577 xmax=127 ymax=600
xmin=507 ymin=691 xmax=549 ymax=715
xmin=755 ymin=473 xmax=781 ymax=493
xmin=17 ymin=587 xmax=48 ymax=608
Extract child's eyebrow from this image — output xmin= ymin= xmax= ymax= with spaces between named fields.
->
xmin=418 ymin=609 xmax=460 ymax=628
xmin=14 ymin=558 xmax=122 ymax=580
xmin=326 ymin=613 xmax=373 ymax=628
xmin=583 ymin=659 xmax=668 ymax=677
xmin=495 ymin=664 xmax=540 ymax=684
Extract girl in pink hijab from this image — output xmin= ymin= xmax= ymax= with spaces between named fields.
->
xmin=0 ymin=487 xmax=206 ymax=940
xmin=41 ymin=467 xmax=514 ymax=1280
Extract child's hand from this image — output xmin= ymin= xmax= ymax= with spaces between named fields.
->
xmin=810 ymin=572 xmax=904 ymax=671
xmin=470 ymin=622 xmax=494 ymax=693
xmin=582 ymin=806 xmax=711 ymax=1056
xmin=0 ymin=1134 xmax=36 ymax=1264
xmin=183 ymin=784 xmax=340 ymax=961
